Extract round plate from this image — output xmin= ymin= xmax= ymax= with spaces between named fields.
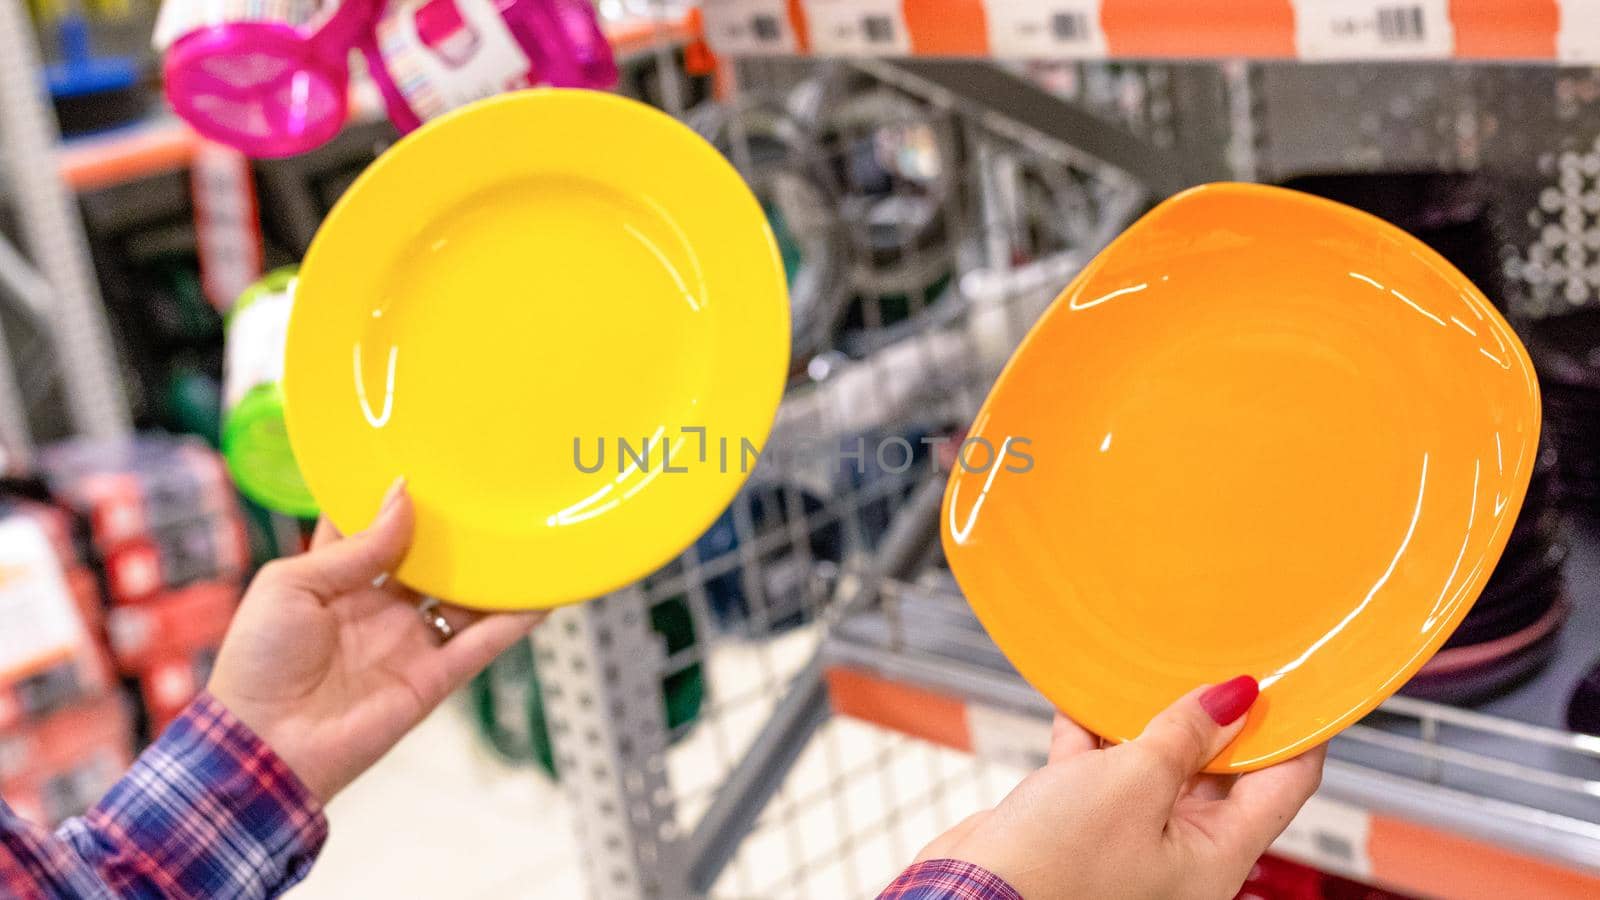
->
xmin=943 ymin=183 xmax=1540 ymax=772
xmin=285 ymin=90 xmax=788 ymax=610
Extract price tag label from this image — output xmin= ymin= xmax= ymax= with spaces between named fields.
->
xmin=966 ymin=704 xmax=1051 ymax=770
xmin=703 ymin=0 xmax=799 ymax=55
xmin=1270 ymin=794 xmax=1373 ymax=880
xmin=984 ymin=0 xmax=1106 ymax=58
xmin=1293 ymin=0 xmax=1454 ymax=60
xmin=192 ymin=142 xmax=262 ymax=311
xmin=803 ymin=0 xmax=911 ymax=56
xmin=1559 ymin=0 xmax=1600 ymax=63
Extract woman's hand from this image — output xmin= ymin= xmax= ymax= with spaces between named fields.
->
xmin=918 ymin=677 xmax=1326 ymax=900
xmin=208 ymin=479 xmax=544 ymax=802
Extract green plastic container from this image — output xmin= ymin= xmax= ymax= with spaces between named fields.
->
xmin=221 ymin=267 xmax=319 ymax=519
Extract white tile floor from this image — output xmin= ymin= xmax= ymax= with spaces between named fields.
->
xmin=289 ymin=699 xmax=582 ymax=899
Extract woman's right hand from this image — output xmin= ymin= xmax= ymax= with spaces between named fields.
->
xmin=916 ymin=677 xmax=1326 ymax=900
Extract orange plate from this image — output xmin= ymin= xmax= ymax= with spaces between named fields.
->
xmin=942 ymin=183 xmax=1540 ymax=772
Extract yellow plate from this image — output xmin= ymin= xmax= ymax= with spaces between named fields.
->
xmin=943 ymin=183 xmax=1540 ymax=771
xmin=284 ymin=90 xmax=789 ymax=610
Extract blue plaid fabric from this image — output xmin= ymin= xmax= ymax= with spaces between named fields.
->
xmin=1 ymin=693 xmax=327 ymax=899
xmin=878 ymin=859 xmax=1023 ymax=900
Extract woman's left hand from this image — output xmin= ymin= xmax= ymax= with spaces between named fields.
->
xmin=208 ymin=479 xmax=544 ymax=802
xmin=915 ymin=678 xmax=1326 ymax=900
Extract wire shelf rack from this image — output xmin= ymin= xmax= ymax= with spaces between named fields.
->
xmin=490 ymin=51 xmax=1600 ymax=900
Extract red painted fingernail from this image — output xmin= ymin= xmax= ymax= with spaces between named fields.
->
xmin=1199 ymin=675 xmax=1259 ymax=726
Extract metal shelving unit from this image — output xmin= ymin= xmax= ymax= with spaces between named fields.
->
xmin=0 ymin=0 xmax=131 ymax=459
xmin=529 ymin=10 xmax=1600 ymax=897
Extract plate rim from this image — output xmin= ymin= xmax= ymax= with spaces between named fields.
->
xmin=941 ymin=181 xmax=1543 ymax=772
xmin=283 ymin=89 xmax=790 ymax=610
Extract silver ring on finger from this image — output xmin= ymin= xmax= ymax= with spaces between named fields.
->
xmin=417 ymin=598 xmax=455 ymax=644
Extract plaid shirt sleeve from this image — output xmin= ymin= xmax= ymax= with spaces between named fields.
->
xmin=0 ymin=692 xmax=328 ymax=900
xmin=878 ymin=859 xmax=1024 ymax=900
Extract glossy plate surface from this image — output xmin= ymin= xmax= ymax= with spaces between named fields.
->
xmin=943 ymin=183 xmax=1540 ymax=772
xmin=285 ymin=90 xmax=788 ymax=610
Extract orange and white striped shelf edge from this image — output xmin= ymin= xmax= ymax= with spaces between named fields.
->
xmin=703 ymin=0 xmax=1599 ymax=63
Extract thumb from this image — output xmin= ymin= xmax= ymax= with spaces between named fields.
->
xmin=1127 ymin=675 xmax=1259 ymax=796
xmin=284 ymin=478 xmax=414 ymax=596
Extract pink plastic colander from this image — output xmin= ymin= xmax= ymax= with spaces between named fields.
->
xmin=163 ymin=0 xmax=382 ymax=158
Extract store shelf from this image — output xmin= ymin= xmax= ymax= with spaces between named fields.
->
xmin=703 ymin=0 xmax=1597 ymax=63
xmin=821 ymin=524 xmax=1600 ymax=899
xmin=55 ymin=118 xmax=199 ymax=193
xmin=607 ymin=12 xmax=698 ymax=59
xmin=50 ymin=14 xmax=693 ymax=194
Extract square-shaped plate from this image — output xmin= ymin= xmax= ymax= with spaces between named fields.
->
xmin=942 ymin=183 xmax=1540 ymax=771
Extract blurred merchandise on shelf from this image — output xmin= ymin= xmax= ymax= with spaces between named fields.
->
xmin=373 ymin=0 xmax=619 ymax=128
xmin=694 ymin=480 xmax=843 ymax=636
xmin=1401 ymin=441 xmax=1567 ymax=704
xmin=1277 ymin=172 xmax=1513 ymax=312
xmin=136 ymin=652 xmax=219 ymax=733
xmin=617 ymin=40 xmax=710 ymax=112
xmin=30 ymin=434 xmax=248 ymax=741
xmin=1528 ymin=309 xmax=1600 ymax=510
xmin=0 ymin=694 xmax=132 ymax=828
xmin=157 ymin=0 xmax=618 ymax=157
xmin=102 ymin=514 xmax=247 ymax=604
xmin=688 ymin=95 xmax=851 ymax=369
xmin=0 ymin=497 xmax=129 ymax=828
xmin=252 ymin=118 xmax=400 ymax=255
xmin=160 ymin=358 xmax=223 ymax=446
xmin=833 ymin=423 xmax=944 ymax=551
xmin=1402 ymin=598 xmax=1569 ymax=705
xmin=820 ymin=83 xmax=960 ymax=358
xmin=156 ymin=0 xmax=388 ymax=157
xmin=0 ymin=501 xmax=113 ymax=732
xmin=41 ymin=433 xmax=236 ymax=550
xmin=76 ymin=172 xmax=223 ymax=432
xmin=221 ymin=266 xmax=318 ymax=517
xmin=105 ymin=580 xmax=237 ymax=674
xmin=44 ymin=16 xmax=146 ymax=136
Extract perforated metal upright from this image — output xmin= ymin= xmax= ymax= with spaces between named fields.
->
xmin=533 ymin=589 xmax=680 ymax=900
xmin=0 ymin=0 xmax=129 ymax=442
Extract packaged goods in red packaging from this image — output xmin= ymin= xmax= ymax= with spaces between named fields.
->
xmin=0 ymin=512 xmax=109 ymax=731
xmin=104 ymin=514 xmax=250 ymax=603
xmin=0 ymin=693 xmax=132 ymax=826
xmin=137 ymin=652 xmax=217 ymax=734
xmin=41 ymin=435 xmax=237 ymax=551
xmin=107 ymin=582 xmax=238 ymax=674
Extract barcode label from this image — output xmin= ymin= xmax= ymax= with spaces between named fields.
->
xmin=804 ymin=0 xmax=911 ymax=55
xmin=1375 ymin=5 xmax=1426 ymax=41
xmin=703 ymin=0 xmax=798 ymax=55
xmin=985 ymin=1 xmax=1107 ymax=59
xmin=1558 ymin=0 xmax=1600 ymax=63
xmin=1293 ymin=0 xmax=1453 ymax=59
xmin=1270 ymin=794 xmax=1374 ymax=879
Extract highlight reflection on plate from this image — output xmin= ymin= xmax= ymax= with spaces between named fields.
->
xmin=943 ymin=183 xmax=1540 ymax=772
